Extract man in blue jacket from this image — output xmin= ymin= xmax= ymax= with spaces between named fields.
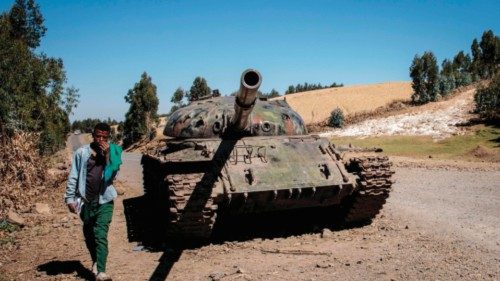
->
xmin=65 ymin=122 xmax=122 ymax=281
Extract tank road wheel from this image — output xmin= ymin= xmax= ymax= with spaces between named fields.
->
xmin=165 ymin=173 xmax=218 ymax=241
xmin=343 ymin=156 xmax=394 ymax=225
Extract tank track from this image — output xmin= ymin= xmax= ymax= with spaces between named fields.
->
xmin=166 ymin=173 xmax=218 ymax=240
xmin=344 ymin=156 xmax=394 ymax=224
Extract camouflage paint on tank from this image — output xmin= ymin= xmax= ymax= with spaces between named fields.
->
xmin=164 ymin=96 xmax=307 ymax=138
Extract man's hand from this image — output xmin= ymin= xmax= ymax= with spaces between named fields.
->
xmin=67 ymin=202 xmax=77 ymax=214
xmin=98 ymin=141 xmax=110 ymax=155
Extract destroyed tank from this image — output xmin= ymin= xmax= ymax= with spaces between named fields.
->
xmin=142 ymin=69 xmax=394 ymax=241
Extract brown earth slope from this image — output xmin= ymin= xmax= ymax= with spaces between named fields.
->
xmin=272 ymin=81 xmax=412 ymax=124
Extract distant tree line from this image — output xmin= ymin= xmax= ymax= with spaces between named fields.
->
xmin=285 ymin=82 xmax=343 ymax=95
xmin=409 ymin=30 xmax=499 ymax=111
xmin=71 ymin=118 xmax=123 ymax=143
xmin=71 ymin=118 xmax=122 ymax=133
xmin=0 ymin=0 xmax=79 ymax=155
xmin=260 ymin=89 xmax=281 ymax=99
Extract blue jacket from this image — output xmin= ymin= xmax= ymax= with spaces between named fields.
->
xmin=64 ymin=144 xmax=121 ymax=204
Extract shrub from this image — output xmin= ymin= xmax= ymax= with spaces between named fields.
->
xmin=328 ymin=108 xmax=345 ymax=128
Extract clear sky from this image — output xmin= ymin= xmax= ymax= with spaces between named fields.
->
xmin=1 ymin=0 xmax=499 ymax=121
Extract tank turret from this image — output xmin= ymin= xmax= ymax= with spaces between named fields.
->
xmin=163 ymin=69 xmax=307 ymax=138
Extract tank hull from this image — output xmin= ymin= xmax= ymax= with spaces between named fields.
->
xmin=142 ymin=135 xmax=393 ymax=240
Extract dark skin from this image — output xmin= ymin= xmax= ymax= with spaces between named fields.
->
xmin=67 ymin=129 xmax=111 ymax=213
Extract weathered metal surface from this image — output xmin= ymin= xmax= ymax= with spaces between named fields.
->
xmin=164 ymin=69 xmax=306 ymax=138
xmin=231 ymin=69 xmax=261 ymax=131
xmin=142 ymin=69 xmax=394 ymax=241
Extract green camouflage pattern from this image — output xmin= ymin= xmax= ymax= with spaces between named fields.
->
xmin=164 ymin=96 xmax=307 ymax=138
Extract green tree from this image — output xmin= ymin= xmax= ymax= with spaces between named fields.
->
xmin=285 ymin=85 xmax=296 ymax=95
xmin=123 ymin=72 xmax=159 ymax=147
xmin=441 ymin=59 xmax=454 ymax=77
xmin=0 ymin=0 xmax=79 ymax=154
xmin=479 ymin=30 xmax=497 ymax=78
xmin=496 ymin=36 xmax=500 ymax=70
xmin=171 ymin=87 xmax=185 ymax=104
xmin=452 ymin=51 xmax=471 ymax=72
xmin=452 ymin=51 xmax=473 ymax=87
xmin=188 ymin=77 xmax=211 ymax=101
xmin=474 ymin=71 xmax=500 ymax=120
xmin=8 ymin=0 xmax=46 ymax=48
xmin=171 ymin=87 xmax=185 ymax=107
xmin=470 ymin=38 xmax=482 ymax=80
xmin=410 ymin=52 xmax=439 ymax=104
xmin=437 ymin=74 xmax=456 ymax=96
xmin=260 ymin=88 xmax=280 ymax=98
xmin=440 ymin=58 xmax=456 ymax=95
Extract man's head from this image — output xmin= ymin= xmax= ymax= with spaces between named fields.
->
xmin=92 ymin=122 xmax=111 ymax=145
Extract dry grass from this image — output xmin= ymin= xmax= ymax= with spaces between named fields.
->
xmin=0 ymin=132 xmax=68 ymax=218
xmin=273 ymin=81 xmax=413 ymax=124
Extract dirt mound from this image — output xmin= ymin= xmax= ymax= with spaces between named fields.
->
xmin=468 ymin=145 xmax=500 ymax=162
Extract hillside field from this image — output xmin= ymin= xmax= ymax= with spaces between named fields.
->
xmin=273 ymin=81 xmax=413 ymax=124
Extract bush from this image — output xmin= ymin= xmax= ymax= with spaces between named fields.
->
xmin=328 ymin=108 xmax=344 ymax=128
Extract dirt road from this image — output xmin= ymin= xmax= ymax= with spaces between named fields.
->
xmin=2 ymin=150 xmax=499 ymax=280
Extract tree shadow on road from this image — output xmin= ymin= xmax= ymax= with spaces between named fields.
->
xmin=37 ymin=260 xmax=94 ymax=280
xmin=147 ymin=249 xmax=183 ymax=281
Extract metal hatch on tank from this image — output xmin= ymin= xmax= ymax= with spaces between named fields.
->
xmin=141 ymin=69 xmax=394 ymax=241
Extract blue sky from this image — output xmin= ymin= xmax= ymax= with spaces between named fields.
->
xmin=1 ymin=0 xmax=499 ymax=121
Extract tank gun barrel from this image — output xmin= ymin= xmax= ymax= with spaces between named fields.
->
xmin=230 ymin=69 xmax=262 ymax=131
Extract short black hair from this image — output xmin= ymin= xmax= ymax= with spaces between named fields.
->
xmin=94 ymin=122 xmax=111 ymax=133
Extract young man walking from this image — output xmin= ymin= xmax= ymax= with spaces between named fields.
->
xmin=65 ymin=123 xmax=122 ymax=281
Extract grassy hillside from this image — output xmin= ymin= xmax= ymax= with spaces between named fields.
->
xmin=332 ymin=124 xmax=500 ymax=162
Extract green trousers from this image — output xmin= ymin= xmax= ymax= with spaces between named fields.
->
xmin=80 ymin=201 xmax=114 ymax=273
